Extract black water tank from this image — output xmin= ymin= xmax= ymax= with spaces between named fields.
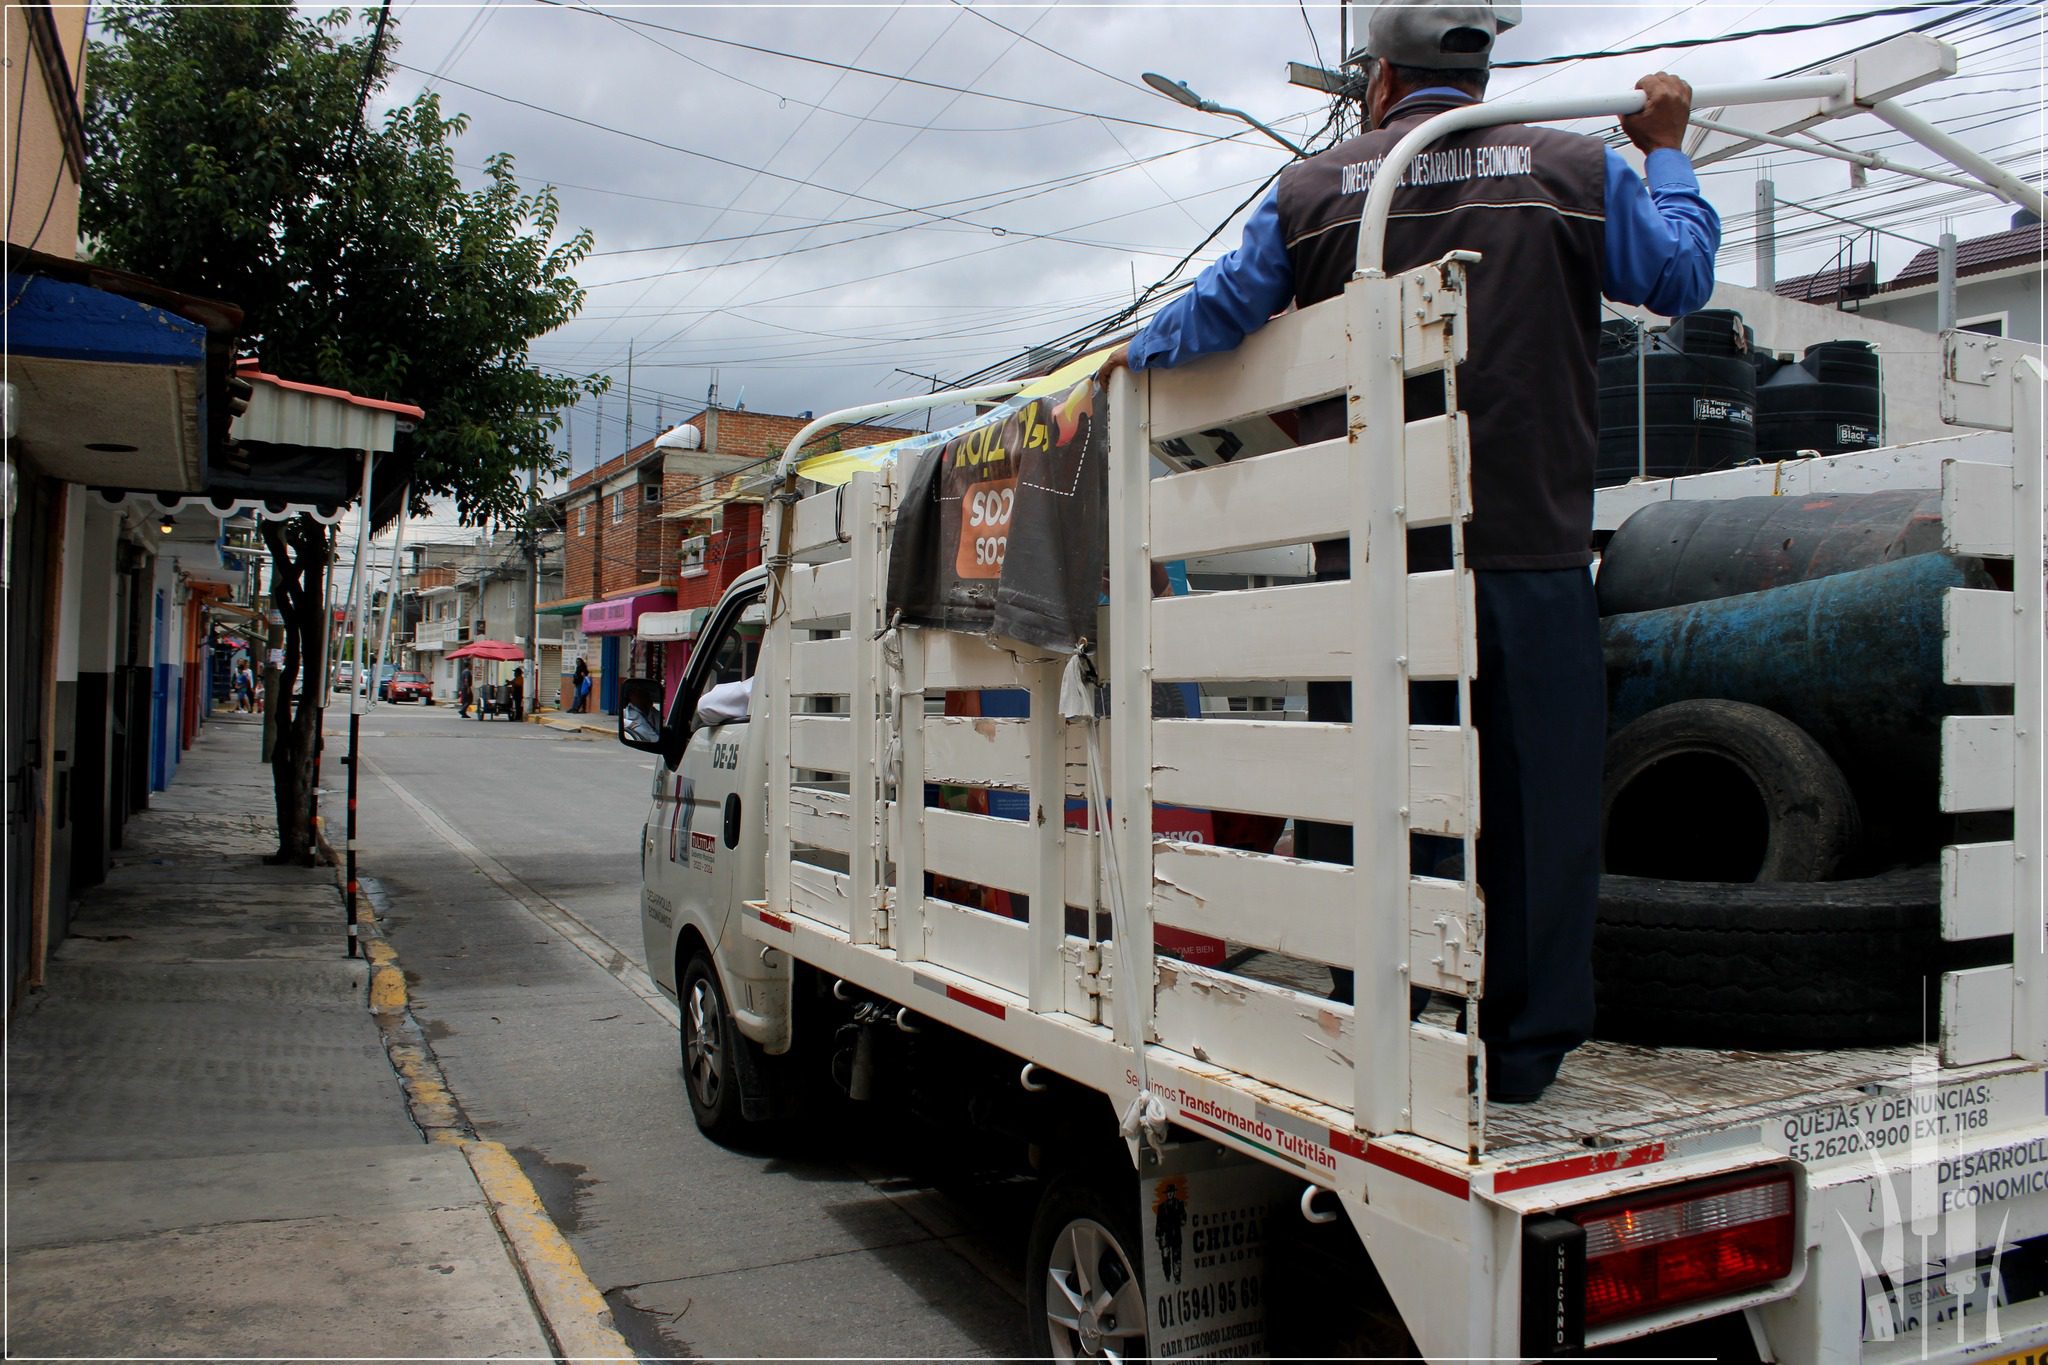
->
xmin=1597 ymin=309 xmax=1757 ymax=486
xmin=1753 ymin=341 xmax=1883 ymax=460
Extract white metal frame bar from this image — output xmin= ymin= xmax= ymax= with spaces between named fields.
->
xmin=2010 ymin=359 xmax=2046 ymax=1061
xmin=1353 ymin=76 xmax=1851 ymax=277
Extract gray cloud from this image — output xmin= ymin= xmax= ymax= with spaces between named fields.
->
xmin=359 ymin=2 xmax=2038 ymax=470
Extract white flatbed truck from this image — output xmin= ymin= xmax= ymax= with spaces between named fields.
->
xmin=620 ymin=44 xmax=2048 ymax=1361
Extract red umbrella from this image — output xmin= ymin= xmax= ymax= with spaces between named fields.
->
xmin=447 ymin=639 xmax=526 ymax=662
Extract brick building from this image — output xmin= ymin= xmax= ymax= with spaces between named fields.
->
xmin=546 ymin=406 xmax=916 ymax=712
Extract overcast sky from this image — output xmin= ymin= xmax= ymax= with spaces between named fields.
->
xmin=313 ymin=0 xmax=2044 ymax=557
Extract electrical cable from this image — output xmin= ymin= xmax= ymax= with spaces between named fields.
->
xmin=1492 ymin=2 xmax=1998 ymax=69
xmin=529 ymin=0 xmax=1242 ymax=138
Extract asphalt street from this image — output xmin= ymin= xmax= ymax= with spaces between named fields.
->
xmin=342 ymin=698 xmax=1035 ymax=1358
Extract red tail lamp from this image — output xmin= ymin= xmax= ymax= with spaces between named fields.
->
xmin=1574 ymin=1169 xmax=1797 ymax=1328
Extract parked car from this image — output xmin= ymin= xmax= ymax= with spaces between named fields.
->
xmin=386 ymin=670 xmax=433 ymax=705
xmin=367 ymin=663 xmax=397 ymax=698
xmin=331 ymin=663 xmax=355 ymax=693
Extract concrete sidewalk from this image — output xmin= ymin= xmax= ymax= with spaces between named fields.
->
xmin=5 ymin=711 xmax=621 ymax=1360
xmin=539 ymin=709 xmax=611 ymax=738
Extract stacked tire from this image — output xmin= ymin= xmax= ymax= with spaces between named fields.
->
xmin=1594 ymin=699 xmax=1995 ymax=1048
xmin=1592 ymin=491 xmax=2005 ymax=1049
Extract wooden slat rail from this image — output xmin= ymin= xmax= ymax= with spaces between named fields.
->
xmin=1152 ymin=719 xmax=1473 ymax=835
xmin=918 ymin=897 xmax=1030 ymax=998
xmin=1145 ymin=295 xmax=1347 ymax=446
xmin=914 ymin=803 xmax=1097 ymax=907
xmin=789 ymin=714 xmax=852 ymax=774
xmin=1151 ymin=576 xmax=1468 ymax=683
xmin=789 ymin=860 xmax=853 ymax=934
xmin=1148 ymin=415 xmax=1469 ymax=564
xmin=1150 ymin=846 xmax=1478 ymax=996
xmin=924 ymin=715 xmax=1033 ymax=789
xmin=786 ymin=559 xmax=853 ymax=628
xmin=916 ymin=632 xmax=1047 ymax=691
xmin=790 ymin=637 xmax=852 ymax=696
xmin=788 ymin=785 xmax=851 ymax=853
xmin=1153 ymin=958 xmax=1355 ymax=1111
xmin=789 ymin=485 xmax=856 ymax=562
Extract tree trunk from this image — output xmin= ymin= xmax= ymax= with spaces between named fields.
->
xmin=261 ymin=514 xmax=329 ymax=864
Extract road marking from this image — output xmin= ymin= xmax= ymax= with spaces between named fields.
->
xmin=365 ymin=756 xmax=680 ymax=1030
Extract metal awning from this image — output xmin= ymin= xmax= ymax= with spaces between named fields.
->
xmin=7 ymin=273 xmax=210 ymax=492
xmin=538 ymin=598 xmax=592 ymax=616
xmin=636 ymin=608 xmax=710 ymax=643
xmin=231 ymin=364 xmax=422 ymax=454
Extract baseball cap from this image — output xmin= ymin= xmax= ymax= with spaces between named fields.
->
xmin=1349 ymin=2 xmax=1499 ymax=71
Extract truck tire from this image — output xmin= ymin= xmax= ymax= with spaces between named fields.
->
xmin=1026 ymin=1172 xmax=1148 ymax=1362
xmin=680 ymin=953 xmax=746 ymax=1141
xmin=1602 ymin=699 xmax=1860 ymax=882
xmin=1593 ymin=865 xmax=2002 ymax=1047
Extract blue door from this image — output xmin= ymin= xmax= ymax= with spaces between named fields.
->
xmin=599 ymin=635 xmax=621 ymax=714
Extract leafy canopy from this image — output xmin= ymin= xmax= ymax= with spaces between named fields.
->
xmin=84 ymin=5 xmax=602 ymax=525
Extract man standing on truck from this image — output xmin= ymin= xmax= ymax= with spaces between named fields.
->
xmin=1099 ymin=1 xmax=1719 ymax=1102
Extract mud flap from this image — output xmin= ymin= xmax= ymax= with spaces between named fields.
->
xmin=1139 ymin=1141 xmax=1297 ymax=1359
xmin=729 ymin=1023 xmax=777 ymax=1122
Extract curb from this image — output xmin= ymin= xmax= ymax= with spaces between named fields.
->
xmin=337 ymin=865 xmax=635 ymax=1362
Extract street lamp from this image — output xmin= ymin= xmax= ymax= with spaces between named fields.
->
xmin=1141 ymin=73 xmax=1307 ymax=158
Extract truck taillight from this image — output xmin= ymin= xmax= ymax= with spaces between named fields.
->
xmin=1573 ymin=1170 xmax=1796 ymax=1328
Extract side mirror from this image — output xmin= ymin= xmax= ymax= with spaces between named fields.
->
xmin=617 ymin=677 xmax=667 ymax=754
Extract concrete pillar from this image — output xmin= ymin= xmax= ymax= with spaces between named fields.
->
xmin=1937 ymin=231 xmax=1958 ymax=331
xmin=1755 ymin=178 xmax=1777 ymax=292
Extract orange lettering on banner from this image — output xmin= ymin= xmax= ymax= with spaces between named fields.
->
xmin=953 ymin=476 xmax=1019 ymax=579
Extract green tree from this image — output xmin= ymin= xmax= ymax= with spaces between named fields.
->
xmin=84 ymin=5 xmax=603 ymax=860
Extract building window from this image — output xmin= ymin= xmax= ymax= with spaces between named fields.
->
xmin=643 ymin=483 xmax=661 ymax=505
xmin=1959 ymin=312 xmax=2007 ymax=338
xmin=613 ymin=491 xmax=626 ymax=523
xmin=577 ymin=504 xmax=587 ymax=536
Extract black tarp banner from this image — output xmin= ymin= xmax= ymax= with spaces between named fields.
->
xmin=886 ymin=377 xmax=1107 ymax=652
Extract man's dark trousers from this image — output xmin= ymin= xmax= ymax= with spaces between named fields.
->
xmin=1300 ymin=567 xmax=1604 ymax=1095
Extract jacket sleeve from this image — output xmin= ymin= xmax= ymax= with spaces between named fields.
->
xmin=1602 ymin=146 xmax=1721 ymax=317
xmin=1128 ymin=191 xmax=1296 ymax=371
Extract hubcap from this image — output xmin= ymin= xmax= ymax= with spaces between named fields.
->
xmin=1044 ymin=1216 xmax=1146 ymax=1361
xmin=684 ymin=977 xmax=723 ymax=1109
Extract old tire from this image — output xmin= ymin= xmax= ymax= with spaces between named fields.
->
xmin=1593 ymin=866 xmax=2002 ymax=1047
xmin=1602 ymin=699 xmax=1860 ymax=882
xmin=1027 ymin=1172 xmax=1148 ymax=1362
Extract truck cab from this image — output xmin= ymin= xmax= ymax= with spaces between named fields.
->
xmin=626 ymin=570 xmax=784 ymax=1134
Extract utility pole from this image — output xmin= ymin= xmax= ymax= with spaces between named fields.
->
xmin=523 ymin=462 xmax=540 ymax=718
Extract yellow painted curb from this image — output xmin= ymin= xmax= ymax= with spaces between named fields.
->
xmin=461 ymin=1138 xmax=637 ymax=1363
xmin=349 ymin=860 xmax=633 ymax=1358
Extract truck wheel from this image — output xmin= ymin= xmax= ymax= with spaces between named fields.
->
xmin=1026 ymin=1173 xmax=1148 ymax=1362
xmin=1602 ymin=699 xmax=1860 ymax=882
xmin=680 ymin=953 xmax=743 ymax=1139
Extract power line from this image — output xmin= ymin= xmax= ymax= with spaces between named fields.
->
xmin=1492 ymin=1 xmax=1999 ymax=69
xmin=530 ymin=0 xmax=1234 ymax=138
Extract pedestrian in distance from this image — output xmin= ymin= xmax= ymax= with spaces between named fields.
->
xmin=510 ymin=666 xmax=526 ymax=723
xmin=234 ymin=660 xmax=255 ymax=713
xmin=1096 ymin=0 xmax=1719 ymax=1104
xmin=572 ymin=656 xmax=592 ymax=714
xmin=458 ymin=666 xmax=474 ymax=719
